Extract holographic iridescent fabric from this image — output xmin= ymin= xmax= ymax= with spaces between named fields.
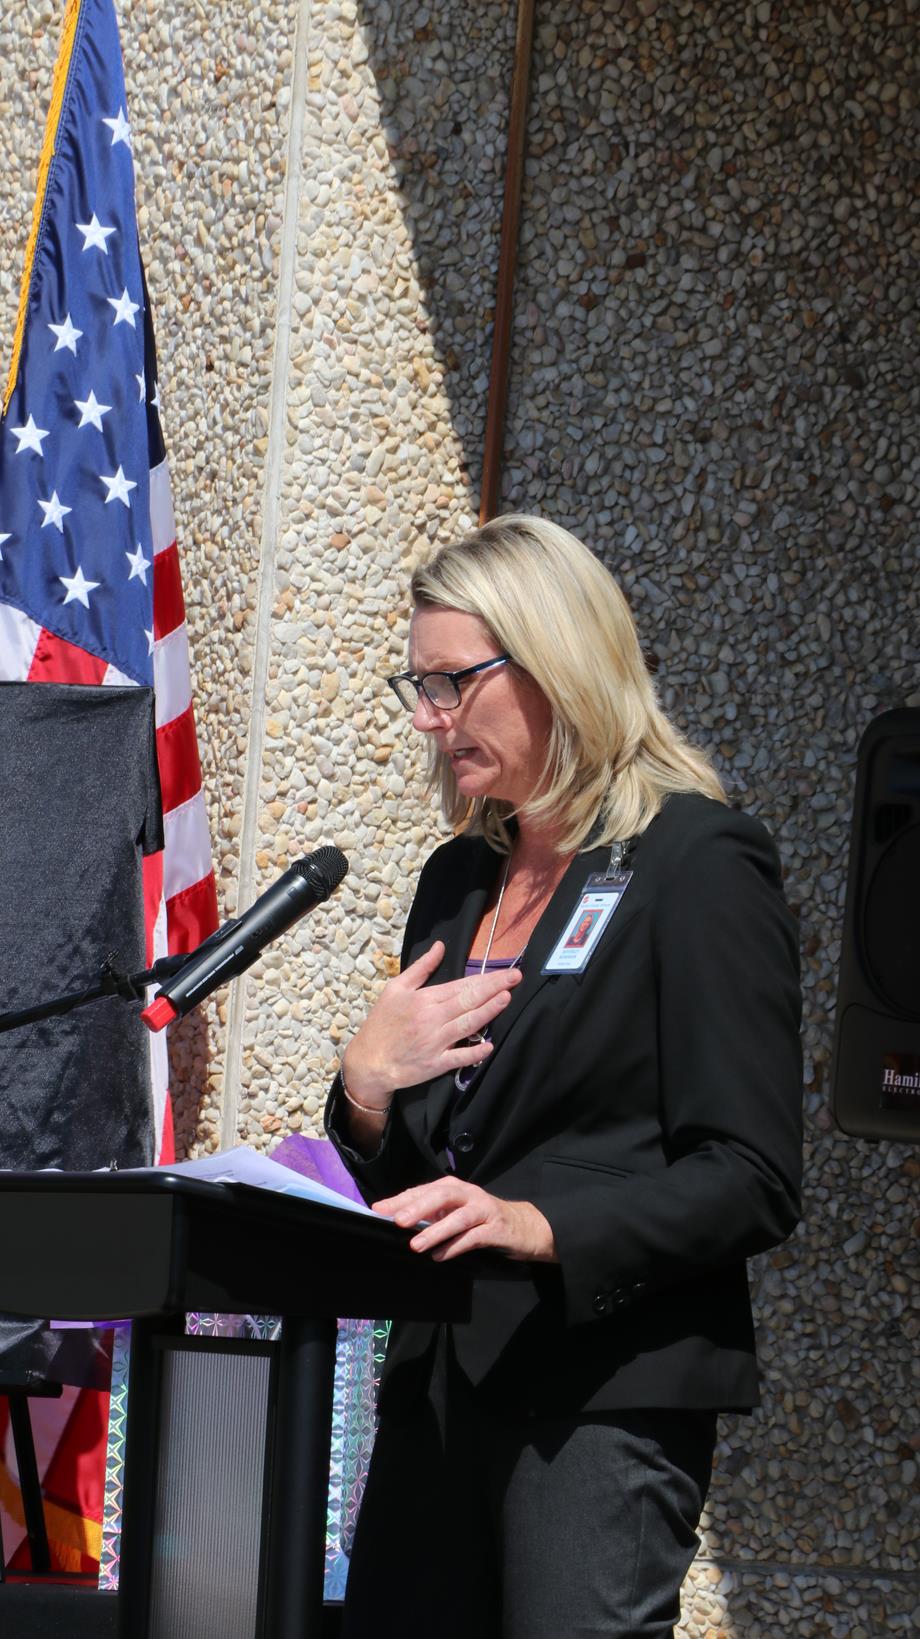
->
xmin=99 ymin=1322 xmax=131 ymax=1592
xmin=325 ymin=1316 xmax=389 ymax=1597
xmin=97 ymin=1312 xmax=387 ymax=1598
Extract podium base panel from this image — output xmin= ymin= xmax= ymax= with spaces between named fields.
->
xmin=0 ymin=1585 xmax=117 ymax=1636
xmin=148 ymin=1344 xmax=272 ymax=1639
xmin=0 ymin=1587 xmax=344 ymax=1638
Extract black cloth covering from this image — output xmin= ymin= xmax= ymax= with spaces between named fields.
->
xmin=0 ymin=682 xmax=163 ymax=1173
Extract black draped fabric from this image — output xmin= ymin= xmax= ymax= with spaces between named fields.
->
xmin=0 ymin=682 xmax=163 ymax=1173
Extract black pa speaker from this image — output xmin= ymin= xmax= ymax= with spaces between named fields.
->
xmin=831 ymin=708 xmax=920 ymax=1141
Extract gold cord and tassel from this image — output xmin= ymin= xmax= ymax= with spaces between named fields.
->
xmin=3 ymin=0 xmax=83 ymax=417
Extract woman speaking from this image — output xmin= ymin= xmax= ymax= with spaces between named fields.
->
xmin=326 ymin=515 xmax=802 ymax=1639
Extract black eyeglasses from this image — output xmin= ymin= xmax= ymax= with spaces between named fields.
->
xmin=386 ymin=654 xmax=511 ymax=713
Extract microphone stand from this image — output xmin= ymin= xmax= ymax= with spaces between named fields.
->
xmin=0 ymin=921 xmax=240 ymax=1034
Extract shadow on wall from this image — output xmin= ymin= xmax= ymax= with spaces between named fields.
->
xmin=170 ymin=1010 xmax=214 ymax=1161
xmin=351 ymin=2 xmax=920 ymax=1631
xmin=353 ymin=0 xmax=917 ymax=572
xmin=350 ymin=0 xmax=517 ymax=503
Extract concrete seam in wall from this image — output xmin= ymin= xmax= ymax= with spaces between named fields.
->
xmin=221 ymin=0 xmax=314 ymax=1149
xmin=693 ymin=1556 xmax=920 ymax=1583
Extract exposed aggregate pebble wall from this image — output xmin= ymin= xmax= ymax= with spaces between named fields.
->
xmin=0 ymin=0 xmax=917 ymax=1631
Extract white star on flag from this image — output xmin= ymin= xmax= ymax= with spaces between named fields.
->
xmin=126 ymin=544 xmax=151 ymax=584
xmin=74 ymin=390 xmax=112 ymax=431
xmin=107 ymin=287 xmax=140 ymax=328
xmin=48 ymin=313 xmax=83 ymax=355
xmin=151 ymin=380 xmax=161 ymax=412
xmin=99 ymin=465 xmax=137 ymax=506
xmin=135 ymin=372 xmax=146 ymax=402
xmin=60 ymin=566 xmax=100 ymax=607
xmin=75 ymin=212 xmax=117 ymax=252
xmin=0 ymin=533 xmax=10 ymax=559
xmin=11 ymin=414 xmax=50 ymax=455
xmin=145 ymin=627 xmax=155 ymax=656
xmin=39 ymin=490 xmax=72 ymax=531
xmin=102 ymin=106 xmax=131 ymax=146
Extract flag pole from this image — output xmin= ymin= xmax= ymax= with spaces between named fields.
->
xmin=3 ymin=0 xmax=82 ymax=415
xmin=478 ymin=0 xmax=536 ymax=525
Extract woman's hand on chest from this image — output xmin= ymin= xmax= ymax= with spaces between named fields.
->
xmin=342 ymin=939 xmax=523 ymax=1105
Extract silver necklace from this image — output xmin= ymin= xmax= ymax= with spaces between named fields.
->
xmin=455 ymin=852 xmax=515 ymax=1093
xmin=478 ymin=852 xmax=512 ymax=973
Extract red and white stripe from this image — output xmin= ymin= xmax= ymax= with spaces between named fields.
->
xmin=0 ymin=455 xmax=217 ymax=1162
xmin=143 ymin=455 xmax=219 ymax=1159
xmin=149 ymin=458 xmax=218 ymax=943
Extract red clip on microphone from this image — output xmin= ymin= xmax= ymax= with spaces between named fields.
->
xmin=142 ymin=994 xmax=179 ymax=1031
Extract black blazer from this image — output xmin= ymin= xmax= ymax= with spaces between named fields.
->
xmin=326 ymin=793 xmax=803 ymax=1417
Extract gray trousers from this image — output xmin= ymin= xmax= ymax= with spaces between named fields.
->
xmin=342 ymin=1332 xmax=716 ymax=1639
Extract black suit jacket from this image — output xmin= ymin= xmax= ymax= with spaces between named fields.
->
xmin=326 ymin=793 xmax=803 ymax=1416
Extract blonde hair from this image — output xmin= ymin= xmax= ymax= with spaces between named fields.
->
xmin=410 ymin=515 xmax=726 ymax=854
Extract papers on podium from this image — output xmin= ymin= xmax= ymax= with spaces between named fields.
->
xmin=131 ymin=1145 xmax=380 ymax=1219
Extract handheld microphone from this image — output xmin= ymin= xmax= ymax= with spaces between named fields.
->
xmin=141 ymin=846 xmax=348 ymax=1032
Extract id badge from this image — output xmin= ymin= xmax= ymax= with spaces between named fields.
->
xmin=542 ymin=867 xmax=633 ymax=974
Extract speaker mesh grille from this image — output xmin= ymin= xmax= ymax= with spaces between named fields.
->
xmin=148 ymin=1348 xmax=270 ymax=1639
xmin=863 ymin=824 xmax=920 ymax=1017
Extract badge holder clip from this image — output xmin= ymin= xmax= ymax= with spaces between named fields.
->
xmin=542 ymin=840 xmax=634 ymax=974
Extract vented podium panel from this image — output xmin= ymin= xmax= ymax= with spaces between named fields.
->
xmin=0 ymin=1172 xmax=472 ymax=1637
xmin=148 ymin=1345 xmax=272 ymax=1639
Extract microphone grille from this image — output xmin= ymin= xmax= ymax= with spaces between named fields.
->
xmin=295 ymin=845 xmax=348 ymax=901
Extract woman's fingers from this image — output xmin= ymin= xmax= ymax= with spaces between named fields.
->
xmin=445 ymin=988 xmax=514 ymax=1050
xmin=432 ymin=966 xmax=523 ymax=1036
xmin=373 ymin=1179 xmax=471 ymax=1223
xmin=399 ymin=947 xmax=523 ymax=1036
xmin=409 ymin=1206 xmax=482 ymax=1255
xmin=375 ymin=1180 xmax=499 ymax=1244
xmin=429 ymin=1230 xmax=487 ymax=1262
xmin=373 ymin=1183 xmax=557 ymax=1263
xmin=345 ymin=952 xmax=522 ymax=1102
xmin=443 ymin=1036 xmax=494 ymax=1072
xmin=399 ymin=940 xmax=446 ymax=988
xmin=449 ymin=966 xmax=524 ymax=1011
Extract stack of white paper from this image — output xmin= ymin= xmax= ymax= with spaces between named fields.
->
xmin=128 ymin=1145 xmax=380 ymax=1220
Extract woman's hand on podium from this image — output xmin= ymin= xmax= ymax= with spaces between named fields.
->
xmin=373 ymin=1177 xmax=557 ymax=1264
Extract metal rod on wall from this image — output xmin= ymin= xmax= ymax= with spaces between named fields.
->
xmin=479 ymin=0 xmax=536 ymax=525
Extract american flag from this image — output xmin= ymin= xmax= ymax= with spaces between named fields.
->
xmin=0 ymin=0 xmax=219 ymax=1578
xmin=0 ymin=0 xmax=217 ymax=1164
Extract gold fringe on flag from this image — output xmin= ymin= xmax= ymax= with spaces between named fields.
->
xmin=2 ymin=0 xmax=83 ymax=417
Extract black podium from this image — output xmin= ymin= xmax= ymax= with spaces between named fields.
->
xmin=0 ymin=1172 xmax=471 ymax=1639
